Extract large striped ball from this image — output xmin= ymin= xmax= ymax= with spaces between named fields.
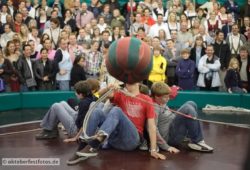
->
xmin=106 ymin=37 xmax=153 ymax=84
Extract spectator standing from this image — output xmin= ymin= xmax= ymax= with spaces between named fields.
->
xmin=195 ymin=8 xmax=206 ymax=26
xmin=166 ymin=12 xmax=180 ymax=34
xmin=0 ymin=24 xmax=15 ymax=48
xmin=226 ymin=24 xmax=246 ymax=57
xmin=88 ymin=0 xmax=102 ymax=18
xmin=36 ymin=39 xmax=56 ymax=61
xmin=84 ymin=41 xmax=102 ymax=79
xmin=221 ymin=13 xmax=234 ymax=38
xmin=237 ymin=46 xmax=250 ymax=92
xmin=54 ymin=38 xmax=73 ymax=91
xmin=36 ymin=8 xmax=48 ymax=34
xmin=240 ymin=17 xmax=250 ymax=39
xmin=4 ymin=40 xmax=20 ymax=92
xmin=18 ymin=24 xmax=29 ymax=45
xmin=141 ymin=8 xmax=155 ymax=27
xmin=176 ymin=49 xmax=195 ymax=90
xmin=100 ymin=4 xmax=112 ymax=25
xmin=194 ymin=25 xmax=214 ymax=47
xmin=149 ymin=14 xmax=170 ymax=39
xmin=43 ymin=18 xmax=62 ymax=49
xmin=130 ymin=13 xmax=149 ymax=36
xmin=97 ymin=16 xmax=107 ymax=33
xmin=17 ymin=44 xmax=37 ymax=91
xmin=0 ymin=4 xmax=10 ymax=25
xmin=70 ymin=55 xmax=86 ymax=88
xmin=152 ymin=0 xmax=168 ymax=21
xmin=177 ymin=22 xmax=193 ymax=49
xmin=190 ymin=36 xmax=206 ymax=87
xmin=163 ymin=38 xmax=182 ymax=86
xmin=148 ymin=47 xmax=167 ymax=87
xmin=212 ymin=30 xmax=231 ymax=91
xmin=64 ymin=9 xmax=77 ymax=33
xmin=34 ymin=48 xmax=54 ymax=90
xmin=204 ymin=11 xmax=222 ymax=37
xmin=0 ymin=49 xmax=14 ymax=92
xmin=7 ymin=0 xmax=15 ymax=17
xmin=218 ymin=6 xmax=228 ymax=25
xmin=71 ymin=0 xmax=81 ymax=18
xmin=76 ymin=3 xmax=94 ymax=29
xmin=21 ymin=7 xmax=32 ymax=26
xmin=68 ymin=33 xmax=84 ymax=63
xmin=110 ymin=9 xmax=125 ymax=29
xmin=197 ymin=45 xmax=221 ymax=91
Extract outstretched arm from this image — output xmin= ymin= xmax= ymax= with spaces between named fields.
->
xmin=147 ymin=118 xmax=166 ymax=160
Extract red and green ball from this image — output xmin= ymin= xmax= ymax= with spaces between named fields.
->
xmin=106 ymin=37 xmax=153 ymax=84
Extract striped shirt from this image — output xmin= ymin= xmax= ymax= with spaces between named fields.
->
xmin=85 ymin=51 xmax=103 ymax=76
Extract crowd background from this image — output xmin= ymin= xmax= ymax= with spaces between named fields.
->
xmin=0 ymin=0 xmax=249 ymax=93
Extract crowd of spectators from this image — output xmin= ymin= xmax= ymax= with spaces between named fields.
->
xmin=0 ymin=0 xmax=249 ymax=93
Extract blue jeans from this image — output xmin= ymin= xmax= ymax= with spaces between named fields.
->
xmin=57 ymin=80 xmax=70 ymax=91
xmin=85 ymin=106 xmax=140 ymax=151
xmin=168 ymin=101 xmax=203 ymax=145
xmin=40 ymin=101 xmax=78 ymax=136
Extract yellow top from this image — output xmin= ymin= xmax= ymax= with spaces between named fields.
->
xmin=93 ymin=92 xmax=100 ymax=98
xmin=148 ymin=55 xmax=167 ymax=83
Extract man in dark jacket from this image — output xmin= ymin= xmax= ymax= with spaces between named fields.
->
xmin=213 ymin=31 xmax=231 ymax=70
xmin=212 ymin=30 xmax=231 ymax=91
xmin=34 ymin=48 xmax=55 ymax=90
xmin=17 ymin=44 xmax=37 ymax=91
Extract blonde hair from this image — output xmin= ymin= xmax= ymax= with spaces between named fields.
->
xmin=168 ymin=12 xmax=177 ymax=22
xmin=228 ymin=57 xmax=239 ymax=71
xmin=151 ymin=82 xmax=171 ymax=97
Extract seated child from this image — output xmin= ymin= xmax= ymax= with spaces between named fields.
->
xmin=35 ymin=80 xmax=98 ymax=140
xmin=151 ymin=82 xmax=214 ymax=152
xmin=224 ymin=57 xmax=248 ymax=93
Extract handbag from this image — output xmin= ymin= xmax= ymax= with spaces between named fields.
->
xmin=26 ymin=78 xmax=37 ymax=87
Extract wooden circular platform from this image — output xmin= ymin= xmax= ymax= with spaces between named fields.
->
xmin=0 ymin=122 xmax=249 ymax=170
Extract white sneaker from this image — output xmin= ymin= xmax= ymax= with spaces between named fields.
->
xmin=188 ymin=140 xmax=214 ymax=152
